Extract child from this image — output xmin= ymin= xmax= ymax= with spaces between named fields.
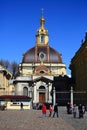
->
xmin=49 ymin=105 xmax=53 ymax=117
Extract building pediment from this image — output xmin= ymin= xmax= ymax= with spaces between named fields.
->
xmin=33 ymin=76 xmax=53 ymax=83
xmin=34 ymin=63 xmax=51 ymax=76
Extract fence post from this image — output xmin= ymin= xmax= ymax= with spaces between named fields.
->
xmin=53 ymin=87 xmax=56 ymax=107
xmin=70 ymin=86 xmax=73 ymax=108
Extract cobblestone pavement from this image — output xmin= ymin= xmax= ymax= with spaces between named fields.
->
xmin=0 ymin=107 xmax=87 ymax=130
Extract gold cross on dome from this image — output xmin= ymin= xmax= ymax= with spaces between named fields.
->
xmin=41 ymin=8 xmax=44 ymax=17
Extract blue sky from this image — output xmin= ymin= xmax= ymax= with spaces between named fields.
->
xmin=0 ymin=0 xmax=87 ymax=75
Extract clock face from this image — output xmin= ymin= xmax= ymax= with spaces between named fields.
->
xmin=39 ymin=52 xmax=46 ymax=61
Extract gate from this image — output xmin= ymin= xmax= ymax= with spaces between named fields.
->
xmin=73 ymin=91 xmax=87 ymax=105
xmin=55 ymin=91 xmax=87 ymax=106
xmin=56 ymin=91 xmax=70 ymax=106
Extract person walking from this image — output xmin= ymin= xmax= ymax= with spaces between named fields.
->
xmin=53 ymin=103 xmax=59 ymax=117
xmin=49 ymin=105 xmax=53 ymax=117
xmin=42 ymin=103 xmax=47 ymax=118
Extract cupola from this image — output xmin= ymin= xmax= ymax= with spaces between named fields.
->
xmin=36 ymin=16 xmax=49 ymax=45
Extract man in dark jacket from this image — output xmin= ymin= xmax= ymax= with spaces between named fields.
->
xmin=53 ymin=103 xmax=58 ymax=117
xmin=78 ymin=104 xmax=83 ymax=118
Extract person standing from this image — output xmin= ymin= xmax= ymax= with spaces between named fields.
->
xmin=49 ymin=105 xmax=53 ymax=117
xmin=42 ymin=103 xmax=47 ymax=117
xmin=78 ymin=104 xmax=83 ymax=118
xmin=66 ymin=102 xmax=71 ymax=114
xmin=72 ymin=104 xmax=77 ymax=118
xmin=53 ymin=103 xmax=59 ymax=117
xmin=20 ymin=102 xmax=23 ymax=110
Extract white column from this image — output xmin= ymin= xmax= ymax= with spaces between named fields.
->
xmin=29 ymin=87 xmax=32 ymax=98
xmin=70 ymin=86 xmax=73 ymax=108
xmin=29 ymin=86 xmax=33 ymax=109
xmin=53 ymin=87 xmax=56 ymax=107
xmin=48 ymin=83 xmax=52 ymax=103
xmin=33 ymin=83 xmax=37 ymax=103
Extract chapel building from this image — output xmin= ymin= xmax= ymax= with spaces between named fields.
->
xmin=14 ymin=15 xmax=67 ymax=106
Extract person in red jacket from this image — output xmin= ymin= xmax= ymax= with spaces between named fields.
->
xmin=42 ymin=103 xmax=47 ymax=117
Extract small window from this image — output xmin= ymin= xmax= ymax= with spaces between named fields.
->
xmin=40 ymin=35 xmax=44 ymax=43
xmin=40 ymin=70 xmax=45 ymax=74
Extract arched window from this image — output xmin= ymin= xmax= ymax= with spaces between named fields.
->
xmin=40 ymin=70 xmax=45 ymax=74
xmin=23 ymin=87 xmax=28 ymax=96
xmin=39 ymin=86 xmax=45 ymax=90
xmin=40 ymin=35 xmax=44 ymax=43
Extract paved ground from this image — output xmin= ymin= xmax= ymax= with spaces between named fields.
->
xmin=59 ymin=107 xmax=87 ymax=130
xmin=0 ymin=107 xmax=87 ymax=130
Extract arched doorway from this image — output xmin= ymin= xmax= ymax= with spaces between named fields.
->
xmin=23 ymin=87 xmax=28 ymax=96
xmin=39 ymin=86 xmax=45 ymax=103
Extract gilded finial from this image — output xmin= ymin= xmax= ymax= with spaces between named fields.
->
xmin=40 ymin=8 xmax=45 ymax=28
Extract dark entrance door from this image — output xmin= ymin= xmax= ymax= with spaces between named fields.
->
xmin=39 ymin=92 xmax=45 ymax=103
